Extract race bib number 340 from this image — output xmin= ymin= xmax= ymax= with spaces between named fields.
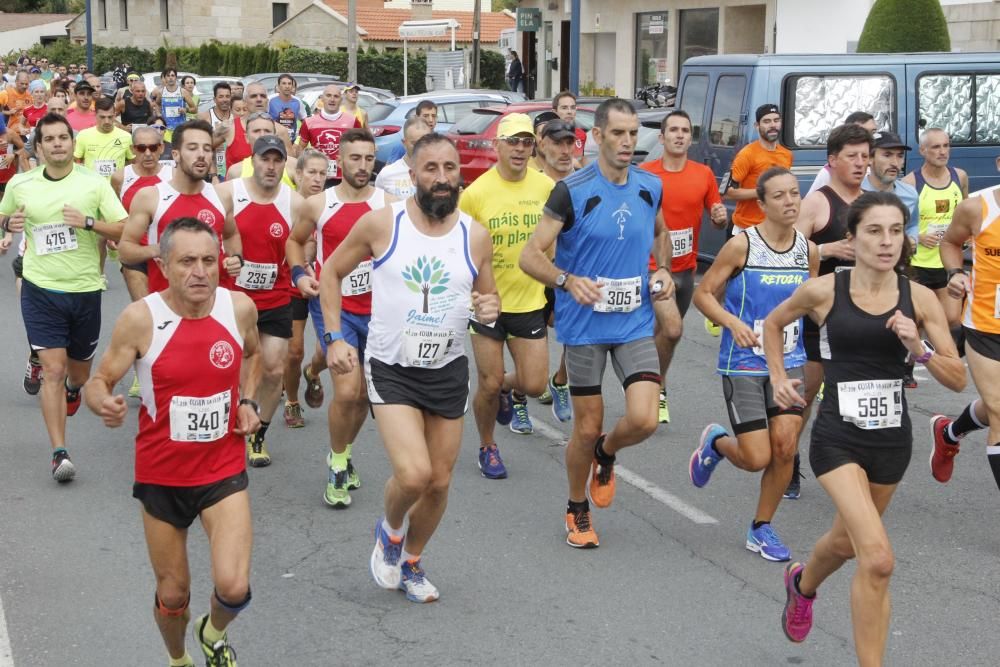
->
xmin=169 ymin=390 xmax=232 ymax=442
xmin=33 ymin=222 xmax=78 ymax=255
xmin=838 ymin=379 xmax=902 ymax=430
xmin=595 ymin=276 xmax=642 ymax=313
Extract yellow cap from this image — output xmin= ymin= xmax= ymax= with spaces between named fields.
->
xmin=497 ymin=113 xmax=534 ymax=138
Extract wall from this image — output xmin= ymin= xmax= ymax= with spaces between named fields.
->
xmin=0 ymin=20 xmax=71 ymax=52
xmin=722 ymin=4 xmax=766 ymax=54
xmin=943 ymin=1 xmax=1000 ymax=52
xmin=774 ymin=0 xmax=872 ymax=53
xmin=270 ymin=3 xmax=354 ymax=50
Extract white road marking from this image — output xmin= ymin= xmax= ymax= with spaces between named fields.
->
xmin=531 ymin=418 xmax=719 ymax=525
xmin=0 ymin=591 xmax=14 ymax=667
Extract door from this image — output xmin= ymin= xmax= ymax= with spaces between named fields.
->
xmin=560 ymin=21 xmax=570 ymax=92
xmin=543 ymin=21 xmax=553 ymax=99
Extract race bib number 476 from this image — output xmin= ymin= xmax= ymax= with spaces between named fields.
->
xmin=32 ymin=222 xmax=78 ymax=256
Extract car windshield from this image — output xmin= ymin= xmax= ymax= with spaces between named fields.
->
xmin=368 ymin=102 xmax=397 ymax=123
xmin=451 ymin=111 xmax=502 ymax=135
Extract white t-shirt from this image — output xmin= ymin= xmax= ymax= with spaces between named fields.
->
xmin=806 ymin=164 xmax=832 ymax=196
xmin=374 ymin=157 xmax=415 ymax=198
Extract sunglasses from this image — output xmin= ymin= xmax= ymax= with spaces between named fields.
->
xmin=134 ymin=143 xmax=162 ymax=153
xmin=150 ymin=125 xmax=167 ymax=131
xmin=499 ymin=136 xmax=535 ymax=147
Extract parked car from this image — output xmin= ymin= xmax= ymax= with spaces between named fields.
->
xmin=448 ymin=102 xmax=596 ymax=184
xmin=582 ymin=107 xmax=667 ymax=165
xmin=242 ymin=72 xmax=341 ymax=93
xmin=142 ymin=71 xmax=199 ymax=94
xmin=369 ymin=91 xmax=516 ymax=164
xmin=675 ymin=51 xmax=1000 ymax=261
xmin=193 ymin=76 xmax=243 ymax=111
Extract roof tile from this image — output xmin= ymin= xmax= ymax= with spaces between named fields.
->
xmin=323 ymin=1 xmax=514 ymax=43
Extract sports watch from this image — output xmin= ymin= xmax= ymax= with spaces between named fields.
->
xmin=555 ymin=271 xmax=570 ymax=291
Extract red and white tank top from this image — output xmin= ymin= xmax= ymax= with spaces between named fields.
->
xmin=121 ymin=164 xmax=173 ymax=212
xmin=134 ymin=288 xmax=245 ymax=486
xmin=315 ymin=186 xmax=386 ymax=315
xmin=147 ymin=180 xmax=228 ymax=292
xmin=230 ymin=178 xmax=292 ymax=311
xmin=298 ymin=110 xmax=360 ymax=180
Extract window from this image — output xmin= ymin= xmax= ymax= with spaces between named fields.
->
xmin=709 ymin=76 xmax=745 ymax=146
xmin=97 ymin=0 xmax=107 ymax=30
xmin=786 ymin=74 xmax=895 ymax=147
xmin=439 ymin=102 xmax=480 ymax=124
xmin=120 ymin=0 xmax=128 ymax=30
xmin=160 ymin=0 xmax=169 ymax=31
xmin=272 ymin=2 xmax=289 ymax=28
xmin=679 ymin=74 xmax=708 ymax=140
xmin=917 ymin=73 xmax=1000 ymax=145
xmin=678 ymin=8 xmax=718 ymax=66
xmin=634 ymin=12 xmax=669 ymax=90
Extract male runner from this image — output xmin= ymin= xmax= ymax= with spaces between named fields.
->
xmin=385 ymin=102 xmax=437 ymax=163
xmin=0 ymin=71 xmax=32 ymax=133
xmin=640 ymin=109 xmax=727 ymax=423
xmin=553 ymin=90 xmax=588 ymax=162
xmin=374 ymin=117 xmax=430 ymax=198
xmin=85 ymin=217 xmax=259 ymax=667
xmin=321 ymin=133 xmax=499 ymax=601
xmin=74 ymin=97 xmax=134 ymax=178
xmin=689 ymin=167 xmax=817 ymax=561
xmin=288 ymin=129 xmax=388 ymax=505
xmin=461 ymin=114 xmax=554 ymax=475
xmin=724 ymin=104 xmax=793 ymax=234
xmin=340 ymin=83 xmax=368 ymax=127
xmin=198 ymin=82 xmax=234 ymax=182
xmin=806 ymin=111 xmax=877 ymax=195
xmin=220 ymin=135 xmax=305 ymax=468
xmin=0 ymin=112 xmax=128 ymax=481
xmin=930 ymin=183 xmax=1000 ymax=486
xmin=117 ymin=80 xmax=154 ymax=134
xmin=225 ymin=112 xmax=297 ymax=187
xmin=151 ymin=68 xmax=197 ymax=141
xmin=268 ymin=74 xmax=307 ymax=144
xmin=222 ymin=83 xmax=293 ymax=172
xmin=65 ymin=80 xmax=97 ymax=131
xmin=298 ymin=84 xmax=361 ymax=187
xmin=119 ymin=120 xmax=243 ymax=293
xmin=861 ymin=131 xmax=919 ymax=244
xmin=520 ymin=99 xmax=675 ymax=548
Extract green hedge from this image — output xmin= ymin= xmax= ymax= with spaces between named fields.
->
xmin=857 ymin=0 xmax=951 ymax=53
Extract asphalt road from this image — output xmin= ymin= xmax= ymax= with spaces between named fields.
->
xmin=0 ymin=270 xmax=998 ymax=666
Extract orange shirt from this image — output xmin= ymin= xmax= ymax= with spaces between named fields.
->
xmin=0 ymin=88 xmax=33 ymax=131
xmin=964 ymin=191 xmax=1000 ymax=334
xmin=640 ymin=158 xmax=721 ymax=272
xmin=730 ymin=141 xmax=793 ymax=228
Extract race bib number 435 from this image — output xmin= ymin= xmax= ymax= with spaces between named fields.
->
xmin=838 ymin=379 xmax=902 ymax=430
xmin=169 ymin=390 xmax=232 ymax=442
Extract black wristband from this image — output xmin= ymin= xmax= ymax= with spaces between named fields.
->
xmin=947 ymin=268 xmax=967 ymax=280
xmin=238 ymin=398 xmax=260 ymax=415
xmin=233 ymin=253 xmax=245 ymax=267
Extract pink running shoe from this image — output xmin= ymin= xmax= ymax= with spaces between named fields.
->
xmin=782 ymin=562 xmax=814 ymax=643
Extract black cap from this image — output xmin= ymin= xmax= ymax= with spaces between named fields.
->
xmin=253 ymin=135 xmax=287 ymax=159
xmin=533 ymin=110 xmax=559 ymax=130
xmin=872 ymin=130 xmax=911 ymax=151
xmin=74 ymin=81 xmax=96 ymax=93
xmin=755 ymin=103 xmax=780 ymax=123
xmin=540 ymin=119 xmax=578 ymax=142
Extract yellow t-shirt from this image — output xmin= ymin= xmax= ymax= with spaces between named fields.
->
xmin=239 ymin=157 xmax=297 ymax=190
xmin=73 ymin=127 xmax=134 ymax=178
xmin=459 ymin=167 xmax=554 ymax=313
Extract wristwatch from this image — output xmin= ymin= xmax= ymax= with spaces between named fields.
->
xmin=555 ymin=271 xmax=570 ymax=291
xmin=911 ymin=339 xmax=936 ymax=365
xmin=323 ymin=331 xmax=345 ymax=345
xmin=84 ymin=216 xmax=95 ymax=230
xmin=233 ymin=253 xmax=245 ymax=268
xmin=238 ymin=398 xmax=260 ymax=415
xmin=946 ymin=268 xmax=967 ymax=281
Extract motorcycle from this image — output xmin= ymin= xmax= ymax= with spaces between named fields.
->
xmin=635 ymin=81 xmax=677 ymax=109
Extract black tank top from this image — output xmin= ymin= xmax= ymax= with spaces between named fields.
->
xmin=811 ymin=270 xmax=913 ymax=449
xmin=121 ymin=96 xmax=153 ymax=126
xmin=811 ymin=186 xmax=852 ymax=276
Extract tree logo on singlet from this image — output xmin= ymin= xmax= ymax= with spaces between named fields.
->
xmin=209 ymin=340 xmax=235 ymax=369
xmin=269 ymin=222 xmax=284 ymax=238
xmin=197 ymin=209 xmax=217 ymax=226
xmin=612 ymin=202 xmax=631 ymax=240
xmin=402 ymin=256 xmax=450 ymax=313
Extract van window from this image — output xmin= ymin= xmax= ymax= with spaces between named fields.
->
xmin=709 ymin=75 xmax=745 ymax=146
xmin=917 ymin=73 xmax=1000 ymax=145
xmin=679 ymin=74 xmax=708 ymax=140
xmin=786 ymin=75 xmax=895 ymax=147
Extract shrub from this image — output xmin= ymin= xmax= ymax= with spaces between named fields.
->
xmin=857 ymin=0 xmax=951 ymax=53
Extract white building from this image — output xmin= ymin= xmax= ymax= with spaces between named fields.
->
xmin=0 ymin=12 xmax=75 ymax=53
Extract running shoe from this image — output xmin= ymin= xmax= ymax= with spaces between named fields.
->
xmin=816 ymin=381 xmax=825 ymax=403
xmin=690 ymin=423 xmax=726 ymax=488
xmin=128 ymin=374 xmax=141 ymax=398
xmin=658 ymin=391 xmax=670 ymax=424
xmin=246 ymin=435 xmax=271 ymax=467
xmin=903 ymin=369 xmax=918 ymax=389
xmin=399 ymin=559 xmax=440 ymax=603
xmin=781 ymin=562 xmax=815 ymax=643
xmin=565 ymin=509 xmax=599 ymax=548
xmin=537 ymin=387 xmax=553 ymax=405
xmin=930 ymin=415 xmax=960 ymax=483
xmin=496 ymin=389 xmax=514 ymax=425
xmin=65 ymin=385 xmax=81 ymax=416
xmin=478 ymin=444 xmax=508 ymax=479
xmin=549 ymin=377 xmax=572 ymax=423
xmin=746 ymin=522 xmax=792 ymax=562
xmin=51 ymin=449 xmax=76 ymax=483
xmin=23 ymin=356 xmax=42 ymax=395
xmin=193 ymin=613 xmax=238 ymax=667
xmin=370 ymin=517 xmax=404 ymax=589
xmin=704 ymin=317 xmax=721 ymax=337
xmin=323 ymin=468 xmax=351 ymax=507
xmin=783 ymin=453 xmax=802 ymax=500
xmin=589 ymin=444 xmax=616 ymax=508
xmin=509 ymin=399 xmax=533 ymax=434
xmin=327 ymin=450 xmax=362 ymax=489
xmin=302 ymin=366 xmax=324 ymax=409
xmin=283 ymin=401 xmax=304 ymax=428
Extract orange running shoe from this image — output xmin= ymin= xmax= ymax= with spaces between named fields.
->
xmin=565 ymin=509 xmax=599 ymax=548
xmin=589 ymin=438 xmax=617 ymax=508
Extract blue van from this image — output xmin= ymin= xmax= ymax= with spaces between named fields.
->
xmin=673 ymin=52 xmax=1000 ymax=260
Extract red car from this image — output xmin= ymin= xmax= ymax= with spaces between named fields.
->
xmin=447 ymin=102 xmax=595 ymax=184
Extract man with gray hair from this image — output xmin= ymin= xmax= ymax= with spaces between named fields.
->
xmin=374 ymin=116 xmax=430 ymax=198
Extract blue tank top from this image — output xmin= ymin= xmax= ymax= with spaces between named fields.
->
xmin=268 ymin=97 xmax=302 ymax=143
xmin=550 ymin=162 xmax=662 ymax=345
xmin=717 ymin=226 xmax=810 ymax=376
xmin=161 ymin=87 xmax=186 ymax=131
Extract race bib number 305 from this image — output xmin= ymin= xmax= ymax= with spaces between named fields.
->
xmin=169 ymin=390 xmax=232 ymax=442
xmin=33 ymin=222 xmax=78 ymax=255
xmin=341 ymin=259 xmax=372 ymax=297
xmin=594 ymin=276 xmax=642 ymax=313
xmin=235 ymin=261 xmax=278 ymax=290
xmin=403 ymin=328 xmax=454 ymax=367
xmin=837 ymin=379 xmax=902 ymax=430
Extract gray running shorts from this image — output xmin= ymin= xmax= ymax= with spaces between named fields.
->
xmin=722 ymin=366 xmax=804 ymax=435
xmin=565 ymin=337 xmax=660 ymax=396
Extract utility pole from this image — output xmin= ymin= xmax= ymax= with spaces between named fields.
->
xmin=348 ymin=0 xmax=358 ymax=82
xmin=471 ymin=0 xmax=481 ymax=87
xmin=569 ymin=0 xmax=580 ymax=94
xmin=85 ymin=0 xmax=94 ymax=72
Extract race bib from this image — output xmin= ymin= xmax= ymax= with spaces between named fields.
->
xmin=32 ymin=222 xmax=78 ymax=255
xmin=326 ymin=160 xmax=339 ymax=179
xmin=670 ymin=228 xmax=694 ymax=257
xmin=215 ymin=148 xmax=226 ymax=172
xmin=235 ymin=260 xmax=278 ymax=290
xmin=928 ymin=223 xmax=948 ymax=237
xmin=169 ymin=390 xmax=231 ymax=442
xmin=94 ymin=159 xmax=116 ymax=177
xmin=752 ymin=319 xmax=801 ymax=357
xmin=164 ymin=105 xmax=182 ymax=119
xmin=595 ymin=276 xmax=642 ymax=313
xmin=403 ymin=327 xmax=455 ymax=367
xmin=837 ymin=379 xmax=902 ymax=430
xmin=341 ymin=259 xmax=372 ymax=297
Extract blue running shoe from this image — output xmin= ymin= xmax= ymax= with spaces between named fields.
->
xmin=496 ymin=390 xmax=514 ymax=425
xmin=549 ymin=377 xmax=572 ymax=423
xmin=690 ymin=423 xmax=727 ymax=488
xmin=399 ymin=559 xmax=440 ymax=603
xmin=370 ymin=517 xmax=404 ymax=589
xmin=509 ymin=399 xmax=533 ymax=434
xmin=746 ymin=522 xmax=792 ymax=562
xmin=478 ymin=444 xmax=508 ymax=479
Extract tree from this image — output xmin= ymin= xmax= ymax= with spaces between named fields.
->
xmin=402 ymin=256 xmax=450 ymax=314
xmin=491 ymin=0 xmax=517 ymax=11
xmin=857 ymin=0 xmax=951 ymax=53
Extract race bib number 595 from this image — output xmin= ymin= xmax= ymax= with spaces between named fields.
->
xmin=838 ymin=379 xmax=902 ymax=430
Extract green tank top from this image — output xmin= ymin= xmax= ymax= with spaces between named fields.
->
xmin=911 ymin=166 xmax=963 ymax=269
